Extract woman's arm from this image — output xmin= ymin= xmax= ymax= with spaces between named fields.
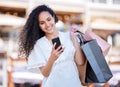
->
xmin=70 ymin=29 xmax=86 ymax=65
xmin=39 ymin=55 xmax=55 ymax=77
xmin=40 ymin=43 xmax=64 ymax=77
xmin=72 ymin=37 xmax=85 ymax=65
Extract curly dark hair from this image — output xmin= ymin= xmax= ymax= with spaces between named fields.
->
xmin=18 ymin=5 xmax=58 ymax=58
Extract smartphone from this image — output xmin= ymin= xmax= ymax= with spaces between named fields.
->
xmin=52 ymin=37 xmax=62 ymax=49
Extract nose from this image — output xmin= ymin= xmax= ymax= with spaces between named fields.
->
xmin=45 ymin=22 xmax=50 ymax=27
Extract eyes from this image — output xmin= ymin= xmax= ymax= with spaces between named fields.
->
xmin=39 ymin=17 xmax=52 ymax=25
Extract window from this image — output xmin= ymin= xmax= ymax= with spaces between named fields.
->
xmin=113 ymin=0 xmax=120 ymax=4
xmin=91 ymin=0 xmax=107 ymax=3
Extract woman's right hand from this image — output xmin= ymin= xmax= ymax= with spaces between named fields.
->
xmin=40 ymin=43 xmax=64 ymax=77
xmin=50 ymin=43 xmax=64 ymax=61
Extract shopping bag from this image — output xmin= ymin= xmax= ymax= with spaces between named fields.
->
xmin=81 ymin=39 xmax=113 ymax=83
xmin=77 ymin=32 xmax=113 ymax=83
xmin=83 ymin=29 xmax=111 ymax=56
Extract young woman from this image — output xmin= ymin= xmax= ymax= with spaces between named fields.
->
xmin=19 ymin=5 xmax=85 ymax=87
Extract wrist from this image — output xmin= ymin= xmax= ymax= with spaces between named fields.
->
xmin=49 ymin=55 xmax=56 ymax=63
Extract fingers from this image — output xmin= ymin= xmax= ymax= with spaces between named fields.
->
xmin=52 ymin=44 xmax=64 ymax=57
xmin=57 ymin=45 xmax=64 ymax=54
xmin=56 ymin=47 xmax=64 ymax=58
xmin=56 ymin=45 xmax=62 ymax=51
xmin=70 ymin=27 xmax=78 ymax=32
xmin=52 ymin=42 xmax=56 ymax=49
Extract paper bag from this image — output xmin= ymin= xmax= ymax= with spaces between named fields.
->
xmin=83 ymin=29 xmax=111 ymax=56
xmin=81 ymin=39 xmax=113 ymax=83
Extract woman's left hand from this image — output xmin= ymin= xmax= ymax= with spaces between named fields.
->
xmin=70 ymin=27 xmax=79 ymax=44
xmin=70 ymin=27 xmax=86 ymax=65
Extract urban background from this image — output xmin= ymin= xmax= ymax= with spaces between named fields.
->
xmin=0 ymin=0 xmax=120 ymax=87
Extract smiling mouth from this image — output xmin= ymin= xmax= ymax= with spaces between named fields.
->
xmin=46 ymin=27 xmax=53 ymax=31
xmin=46 ymin=27 xmax=51 ymax=30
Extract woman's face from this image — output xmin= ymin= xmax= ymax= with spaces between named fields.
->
xmin=38 ymin=11 xmax=56 ymax=34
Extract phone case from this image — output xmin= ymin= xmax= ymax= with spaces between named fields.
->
xmin=52 ymin=37 xmax=61 ymax=49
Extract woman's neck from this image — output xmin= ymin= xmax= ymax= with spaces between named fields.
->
xmin=45 ymin=30 xmax=59 ymax=40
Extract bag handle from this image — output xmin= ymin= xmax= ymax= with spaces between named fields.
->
xmin=76 ymin=31 xmax=86 ymax=45
xmin=77 ymin=31 xmax=103 ymax=53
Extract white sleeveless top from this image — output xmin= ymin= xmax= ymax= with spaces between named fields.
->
xmin=27 ymin=31 xmax=82 ymax=87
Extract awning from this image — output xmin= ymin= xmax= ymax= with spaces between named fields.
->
xmin=91 ymin=19 xmax=120 ymax=30
xmin=0 ymin=14 xmax=25 ymax=26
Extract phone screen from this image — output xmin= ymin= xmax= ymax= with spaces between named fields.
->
xmin=52 ymin=37 xmax=61 ymax=49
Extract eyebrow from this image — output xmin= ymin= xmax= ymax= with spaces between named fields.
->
xmin=39 ymin=16 xmax=51 ymax=23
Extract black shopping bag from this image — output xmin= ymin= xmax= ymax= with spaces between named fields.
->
xmin=80 ymin=39 xmax=113 ymax=83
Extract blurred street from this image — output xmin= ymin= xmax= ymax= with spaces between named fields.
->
xmin=0 ymin=0 xmax=120 ymax=87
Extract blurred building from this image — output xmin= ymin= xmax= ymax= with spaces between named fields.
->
xmin=0 ymin=0 xmax=120 ymax=43
xmin=0 ymin=0 xmax=120 ymax=87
